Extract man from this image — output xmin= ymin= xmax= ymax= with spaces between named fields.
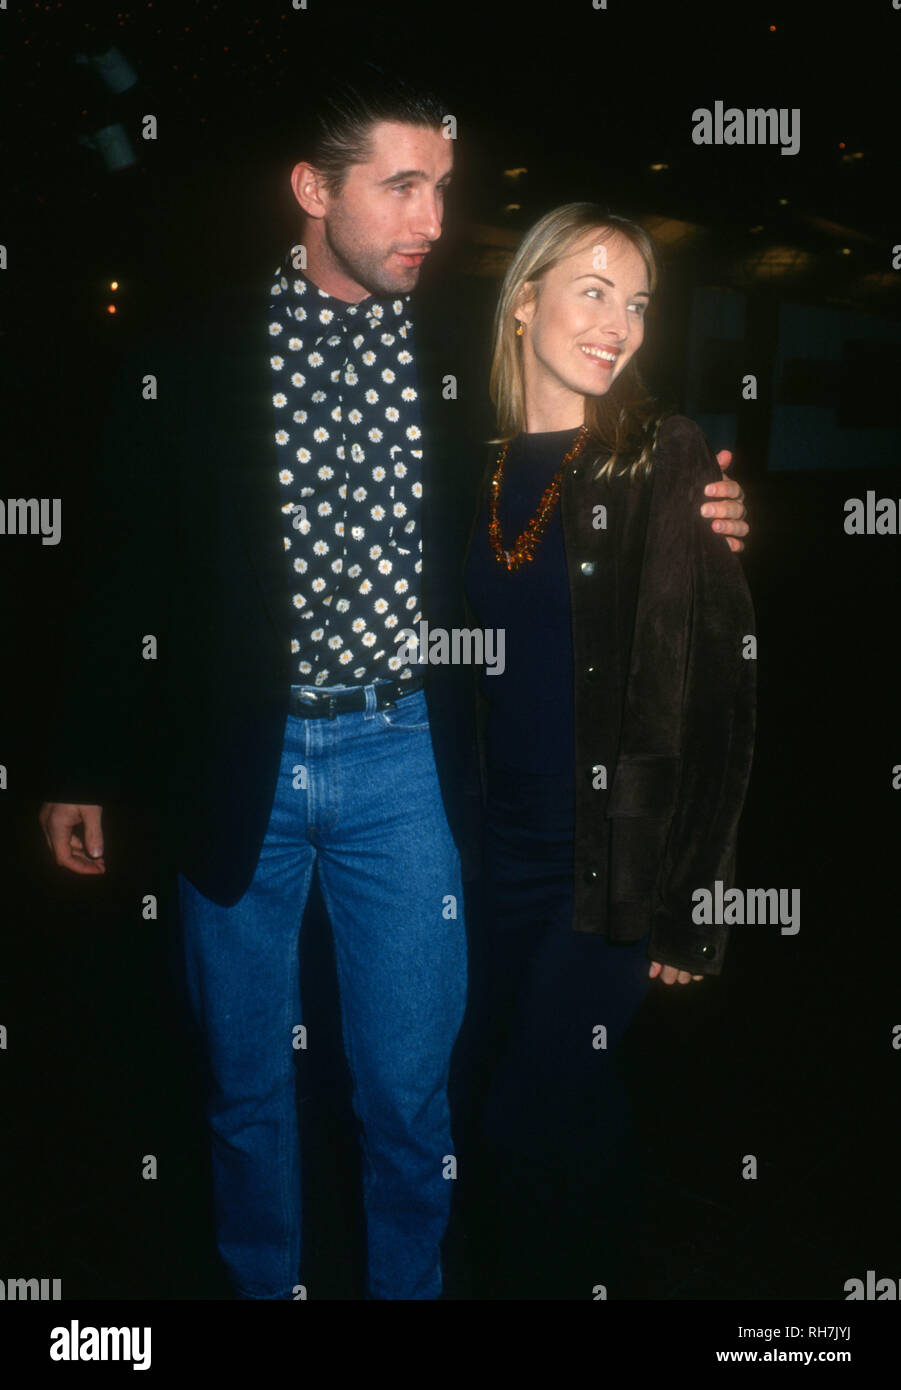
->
xmin=39 ymin=66 xmax=748 ymax=1300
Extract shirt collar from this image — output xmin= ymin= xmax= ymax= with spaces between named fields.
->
xmin=274 ymin=256 xmax=411 ymax=332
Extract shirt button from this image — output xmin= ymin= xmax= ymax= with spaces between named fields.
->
xmin=695 ymin=942 xmax=716 ymax=958
xmin=580 ymin=561 xmax=596 ymax=576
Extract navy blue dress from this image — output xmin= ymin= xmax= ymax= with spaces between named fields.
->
xmin=460 ymin=431 xmax=652 ymax=1295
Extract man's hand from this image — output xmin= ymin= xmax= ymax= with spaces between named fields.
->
xmin=649 ymin=960 xmax=704 ymax=985
xmin=702 ymin=449 xmax=748 ymax=553
xmin=39 ymin=803 xmax=106 ymax=875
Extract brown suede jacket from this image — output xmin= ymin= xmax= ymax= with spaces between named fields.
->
xmin=467 ymin=414 xmax=757 ymax=976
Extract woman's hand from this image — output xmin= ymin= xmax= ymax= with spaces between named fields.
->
xmin=649 ymin=960 xmax=704 ymax=984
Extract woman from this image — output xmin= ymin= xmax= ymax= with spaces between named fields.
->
xmin=459 ymin=203 xmax=757 ymax=1297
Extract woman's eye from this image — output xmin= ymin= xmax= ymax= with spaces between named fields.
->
xmin=585 ymin=287 xmax=604 ymax=299
xmin=629 ymin=302 xmax=647 ymax=316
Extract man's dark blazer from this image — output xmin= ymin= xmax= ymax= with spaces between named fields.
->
xmin=44 ymin=269 xmax=492 ymax=904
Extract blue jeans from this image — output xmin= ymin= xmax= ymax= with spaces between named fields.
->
xmin=178 ymin=684 xmax=467 ymax=1300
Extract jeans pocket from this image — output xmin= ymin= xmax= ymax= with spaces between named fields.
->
xmin=378 ymin=688 xmax=430 ymax=731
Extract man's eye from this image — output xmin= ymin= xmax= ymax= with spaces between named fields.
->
xmin=392 ymin=183 xmax=411 ymax=194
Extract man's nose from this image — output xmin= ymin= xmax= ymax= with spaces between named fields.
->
xmin=411 ymin=192 xmax=443 ymax=242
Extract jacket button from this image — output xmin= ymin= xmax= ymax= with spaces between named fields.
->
xmin=585 ymin=665 xmax=599 ymax=680
xmin=695 ymin=942 xmax=715 ymax=958
xmin=580 ymin=561 xmax=596 ymax=576
xmin=583 ymin=867 xmax=599 ymax=883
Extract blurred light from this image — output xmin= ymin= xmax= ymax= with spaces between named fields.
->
xmin=841 ymin=247 xmax=852 ymax=255
xmin=106 ymin=304 xmax=117 ymax=315
xmin=503 ymin=168 xmax=528 ymax=180
xmin=110 ymin=280 xmax=118 ymax=290
xmin=503 ymin=204 xmax=521 ymax=212
xmin=649 ymin=162 xmax=669 ymax=172
xmin=742 ymin=246 xmax=812 ymax=281
xmin=778 ymin=198 xmax=788 ymax=206
xmin=641 ymin=215 xmax=700 ymax=250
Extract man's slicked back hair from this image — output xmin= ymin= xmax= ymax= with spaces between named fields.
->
xmin=303 ymin=62 xmax=448 ymax=194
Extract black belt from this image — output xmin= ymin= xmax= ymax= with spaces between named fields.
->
xmin=288 ymin=674 xmax=425 ymax=720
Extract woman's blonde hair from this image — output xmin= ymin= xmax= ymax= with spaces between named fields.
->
xmin=489 ymin=202 xmax=668 ymax=479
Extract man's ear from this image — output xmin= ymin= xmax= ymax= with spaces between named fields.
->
xmin=290 ymin=161 xmax=329 ymax=220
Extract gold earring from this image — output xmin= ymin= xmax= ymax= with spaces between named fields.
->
xmin=515 ymin=323 xmax=524 ymax=336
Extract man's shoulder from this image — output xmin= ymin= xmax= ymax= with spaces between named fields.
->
xmin=654 ymin=414 xmax=718 ymax=484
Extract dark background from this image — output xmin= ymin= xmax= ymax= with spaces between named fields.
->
xmin=1 ymin=0 xmax=899 ymax=1304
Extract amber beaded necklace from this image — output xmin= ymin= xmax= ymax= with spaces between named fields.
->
xmin=488 ymin=424 xmax=590 ymax=572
